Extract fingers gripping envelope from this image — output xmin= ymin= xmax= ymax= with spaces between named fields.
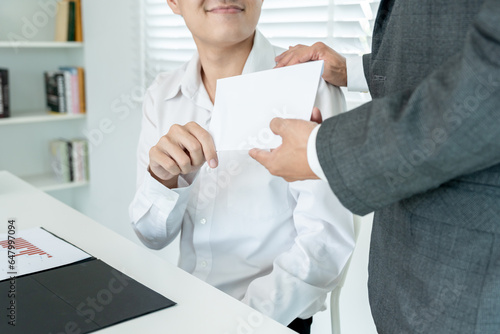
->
xmin=209 ymin=60 xmax=324 ymax=151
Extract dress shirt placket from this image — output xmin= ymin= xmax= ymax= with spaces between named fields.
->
xmin=191 ymin=165 xmax=217 ymax=280
xmin=190 ymin=75 xmax=217 ymax=280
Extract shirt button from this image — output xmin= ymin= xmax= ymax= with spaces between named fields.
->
xmin=200 ymin=218 xmax=207 ymax=225
xmin=200 ymin=260 xmax=207 ymax=267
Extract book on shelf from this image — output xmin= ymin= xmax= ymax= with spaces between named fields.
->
xmin=50 ymin=139 xmax=71 ymax=182
xmin=70 ymin=138 xmax=89 ymax=182
xmin=55 ymin=0 xmax=83 ymax=42
xmin=77 ymin=67 xmax=86 ymax=113
xmin=67 ymin=0 xmax=76 ymax=41
xmin=75 ymin=0 xmax=83 ymax=42
xmin=54 ymin=1 xmax=69 ymax=42
xmin=44 ymin=67 xmax=86 ymax=114
xmin=60 ymin=67 xmax=76 ymax=114
xmin=50 ymin=138 xmax=89 ymax=183
xmin=0 ymin=68 xmax=9 ymax=118
xmin=44 ymin=71 xmax=66 ymax=113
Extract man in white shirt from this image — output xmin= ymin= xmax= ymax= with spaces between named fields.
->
xmin=129 ymin=1 xmax=354 ymax=333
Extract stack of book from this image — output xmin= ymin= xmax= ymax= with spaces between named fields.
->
xmin=55 ymin=0 xmax=83 ymax=42
xmin=0 ymin=68 xmax=9 ymax=118
xmin=50 ymin=138 xmax=89 ymax=183
xmin=44 ymin=67 xmax=85 ymax=114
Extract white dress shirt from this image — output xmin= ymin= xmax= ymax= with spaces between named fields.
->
xmin=308 ymin=56 xmax=369 ymax=181
xmin=129 ymin=31 xmax=355 ymax=325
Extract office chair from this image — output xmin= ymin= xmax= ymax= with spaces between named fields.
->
xmin=330 ymin=214 xmax=363 ymax=334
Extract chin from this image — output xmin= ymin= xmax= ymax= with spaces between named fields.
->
xmin=213 ymin=28 xmax=254 ymax=44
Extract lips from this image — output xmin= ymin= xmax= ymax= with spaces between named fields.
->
xmin=206 ymin=5 xmax=244 ymax=14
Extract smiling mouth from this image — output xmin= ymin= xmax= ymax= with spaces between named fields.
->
xmin=206 ymin=6 xmax=244 ymax=14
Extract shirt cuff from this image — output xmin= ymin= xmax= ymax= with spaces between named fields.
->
xmin=346 ymin=56 xmax=369 ymax=92
xmin=307 ymin=124 xmax=328 ymax=182
xmin=130 ymin=171 xmax=191 ymax=228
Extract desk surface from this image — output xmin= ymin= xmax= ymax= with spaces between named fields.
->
xmin=0 ymin=171 xmax=294 ymax=334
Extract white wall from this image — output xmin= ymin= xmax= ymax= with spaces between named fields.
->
xmin=74 ymin=0 xmax=142 ymax=240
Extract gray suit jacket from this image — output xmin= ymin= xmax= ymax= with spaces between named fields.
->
xmin=316 ymin=0 xmax=500 ymax=333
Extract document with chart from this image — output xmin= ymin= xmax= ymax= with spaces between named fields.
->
xmin=0 ymin=227 xmax=91 ymax=281
xmin=0 ymin=227 xmax=176 ymax=333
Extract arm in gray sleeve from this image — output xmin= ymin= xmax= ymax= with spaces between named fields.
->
xmin=316 ymin=0 xmax=500 ymax=215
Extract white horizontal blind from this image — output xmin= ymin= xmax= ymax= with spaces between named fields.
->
xmin=142 ymin=0 xmax=380 ymax=107
xmin=143 ymin=0 xmax=195 ymax=74
xmin=258 ymin=0 xmax=378 ymax=54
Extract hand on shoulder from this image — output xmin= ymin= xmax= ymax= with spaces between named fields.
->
xmin=275 ymin=42 xmax=347 ymax=87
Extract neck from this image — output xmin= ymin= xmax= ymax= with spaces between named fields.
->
xmin=196 ymin=32 xmax=255 ymax=103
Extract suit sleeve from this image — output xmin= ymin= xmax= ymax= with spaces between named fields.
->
xmin=316 ymin=0 xmax=500 ymax=215
xmin=362 ymin=53 xmax=371 ymax=84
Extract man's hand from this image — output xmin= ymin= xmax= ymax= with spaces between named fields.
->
xmin=149 ymin=122 xmax=218 ymax=188
xmin=275 ymin=42 xmax=347 ymax=87
xmin=249 ymin=117 xmax=319 ymax=182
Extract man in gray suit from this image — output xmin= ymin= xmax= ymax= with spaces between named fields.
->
xmin=250 ymin=0 xmax=500 ymax=333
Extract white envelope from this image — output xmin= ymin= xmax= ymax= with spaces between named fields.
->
xmin=209 ymin=60 xmax=324 ymax=151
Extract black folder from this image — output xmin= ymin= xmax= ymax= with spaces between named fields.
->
xmin=0 ymin=258 xmax=176 ymax=333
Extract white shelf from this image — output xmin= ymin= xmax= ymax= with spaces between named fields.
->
xmin=0 ymin=41 xmax=83 ymax=48
xmin=0 ymin=110 xmax=85 ymax=125
xmin=21 ymin=173 xmax=88 ymax=192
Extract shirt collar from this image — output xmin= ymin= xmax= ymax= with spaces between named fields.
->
xmin=163 ymin=29 xmax=279 ymax=102
xmin=241 ymin=29 xmax=278 ymax=74
xmin=180 ymin=52 xmax=203 ymax=100
xmin=160 ymin=53 xmax=202 ymax=102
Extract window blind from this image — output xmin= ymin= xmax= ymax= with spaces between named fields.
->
xmin=142 ymin=0 xmax=380 ymax=108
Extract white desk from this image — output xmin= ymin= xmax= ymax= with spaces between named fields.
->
xmin=0 ymin=171 xmax=295 ymax=334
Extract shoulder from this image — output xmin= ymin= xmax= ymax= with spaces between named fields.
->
xmin=253 ymin=29 xmax=286 ymax=61
xmin=315 ymin=79 xmax=346 ymax=119
xmin=264 ymin=39 xmax=346 ymax=118
xmin=146 ymin=62 xmax=189 ymax=100
xmin=272 ymin=44 xmax=286 ymax=58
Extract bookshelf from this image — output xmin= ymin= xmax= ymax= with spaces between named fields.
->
xmin=21 ymin=172 xmax=88 ymax=192
xmin=0 ymin=41 xmax=83 ymax=48
xmin=0 ymin=109 xmax=85 ymax=125
xmin=0 ymin=0 xmax=88 ymax=192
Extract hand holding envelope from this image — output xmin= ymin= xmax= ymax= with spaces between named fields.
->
xmin=248 ymin=117 xmax=321 ymax=182
xmin=209 ymin=60 xmax=325 ymax=151
xmin=148 ymin=122 xmax=218 ymax=188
